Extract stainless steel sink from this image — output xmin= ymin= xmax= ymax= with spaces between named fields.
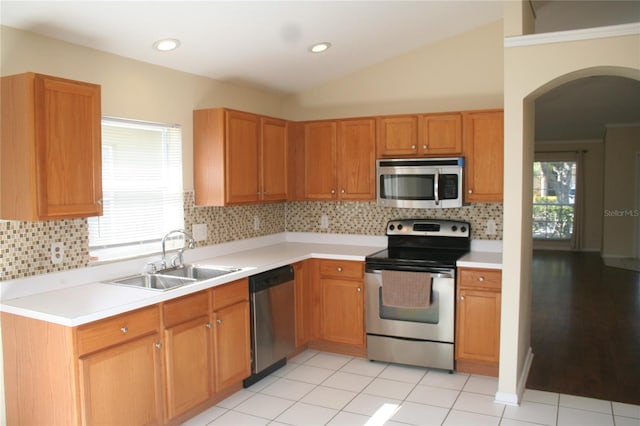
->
xmin=109 ymin=265 xmax=241 ymax=291
xmin=111 ymin=274 xmax=196 ymax=291
xmin=159 ymin=265 xmax=241 ymax=280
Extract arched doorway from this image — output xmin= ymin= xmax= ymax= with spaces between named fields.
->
xmin=524 ymin=72 xmax=640 ymax=404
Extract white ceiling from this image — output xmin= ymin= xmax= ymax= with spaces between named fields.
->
xmin=2 ymin=1 xmax=638 ymax=141
xmin=0 ymin=0 xmax=503 ymax=94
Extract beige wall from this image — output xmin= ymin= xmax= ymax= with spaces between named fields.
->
xmin=503 ymin=5 xmax=640 ymax=404
xmin=534 ymin=140 xmax=605 ymax=252
xmin=0 ymin=26 xmax=287 ymax=190
xmin=282 ymin=20 xmax=503 ymax=120
xmin=602 ymin=125 xmax=640 ymax=257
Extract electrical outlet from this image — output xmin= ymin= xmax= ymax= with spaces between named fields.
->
xmin=51 ymin=242 xmax=64 ymax=264
xmin=320 ymin=214 xmax=329 ymax=229
xmin=486 ymin=219 xmax=497 ymax=235
xmin=253 ymin=216 xmax=260 ymax=231
xmin=192 ymin=223 xmax=207 ymax=241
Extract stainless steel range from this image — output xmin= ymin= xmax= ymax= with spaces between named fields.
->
xmin=365 ymin=218 xmax=470 ymax=371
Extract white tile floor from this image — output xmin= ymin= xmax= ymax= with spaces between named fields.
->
xmin=183 ymin=350 xmax=640 ymax=426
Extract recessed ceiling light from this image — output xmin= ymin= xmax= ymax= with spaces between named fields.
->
xmin=309 ymin=42 xmax=331 ymax=53
xmin=153 ymin=39 xmax=180 ymax=52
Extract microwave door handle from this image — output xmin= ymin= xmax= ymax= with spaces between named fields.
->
xmin=434 ymin=169 xmax=440 ymax=205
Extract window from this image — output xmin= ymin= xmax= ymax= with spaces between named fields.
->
xmin=532 ymin=160 xmax=576 ymax=240
xmin=88 ymin=117 xmax=183 ymax=261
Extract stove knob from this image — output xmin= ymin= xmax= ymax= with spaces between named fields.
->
xmin=389 ymin=224 xmax=395 ymax=231
xmin=397 ymin=224 xmax=403 ymax=230
xmin=452 ymin=226 xmax=458 ymax=232
xmin=461 ymin=226 xmax=467 ymax=233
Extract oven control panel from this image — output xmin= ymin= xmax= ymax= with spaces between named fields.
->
xmin=386 ymin=218 xmax=470 ymax=238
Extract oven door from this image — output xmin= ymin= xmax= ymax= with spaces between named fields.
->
xmin=365 ymin=267 xmax=455 ymax=343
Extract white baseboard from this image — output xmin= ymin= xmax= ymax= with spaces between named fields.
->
xmin=495 ymin=347 xmax=534 ymax=406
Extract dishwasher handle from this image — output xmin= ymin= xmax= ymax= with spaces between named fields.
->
xmin=249 ymin=265 xmax=294 ymax=293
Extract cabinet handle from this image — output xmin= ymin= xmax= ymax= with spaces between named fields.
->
xmin=478 ymin=276 xmax=485 ymax=282
xmin=337 ymin=267 xmax=343 ymax=272
xmin=217 ymin=319 xmax=223 ymax=324
xmin=97 ymin=199 xmax=103 ymax=205
xmin=357 ymin=287 xmax=361 ymax=292
xmin=120 ymin=326 xmax=128 ymax=334
xmin=460 ymin=296 xmax=465 ymax=301
xmin=341 ymin=189 xmax=345 ymax=193
xmin=468 ymin=189 xmax=473 ymax=194
xmin=331 ymin=189 xmax=336 ymax=194
xmin=423 ymin=144 xmax=427 ymax=149
xmin=411 ymin=144 xmax=416 ymax=150
xmin=155 ymin=342 xmax=162 ymax=349
xmin=206 ymin=323 xmax=213 ymax=329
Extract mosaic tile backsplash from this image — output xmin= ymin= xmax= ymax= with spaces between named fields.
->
xmin=0 ymin=192 xmax=502 ymax=281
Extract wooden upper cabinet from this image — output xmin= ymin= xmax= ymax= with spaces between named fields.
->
xmin=303 ymin=118 xmax=375 ymax=200
xmin=303 ymin=121 xmax=338 ymax=199
xmin=421 ymin=113 xmax=462 ymax=155
xmin=260 ymin=117 xmax=288 ymax=201
xmin=0 ymin=73 xmax=102 ymax=220
xmin=463 ymin=110 xmax=504 ymax=203
xmin=337 ymin=118 xmax=376 ymax=200
xmin=193 ymin=108 xmax=287 ymax=206
xmin=376 ymin=115 xmax=419 ymax=157
xmin=377 ymin=113 xmax=462 ymax=158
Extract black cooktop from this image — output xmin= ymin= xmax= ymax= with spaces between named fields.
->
xmin=365 ymin=218 xmax=471 ymax=270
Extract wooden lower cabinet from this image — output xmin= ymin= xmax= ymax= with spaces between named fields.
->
xmin=213 ymin=300 xmax=251 ymax=391
xmin=455 ymin=267 xmax=502 ymax=376
xmin=309 ymin=259 xmax=365 ymax=355
xmin=79 ymin=333 xmax=164 ymax=425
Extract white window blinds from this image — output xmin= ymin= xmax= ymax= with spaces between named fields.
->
xmin=88 ymin=117 xmax=183 ymax=261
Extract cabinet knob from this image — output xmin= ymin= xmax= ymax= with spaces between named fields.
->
xmin=341 ymin=189 xmax=345 ymax=193
xmin=120 ymin=326 xmax=128 ymax=334
xmin=155 ymin=342 xmax=162 ymax=349
xmin=97 ymin=199 xmax=103 ymax=205
xmin=478 ymin=276 xmax=485 ymax=282
xmin=468 ymin=189 xmax=473 ymax=194
xmin=357 ymin=287 xmax=361 ymax=292
xmin=422 ymin=144 xmax=427 ymax=149
xmin=337 ymin=267 xmax=343 ymax=272
xmin=217 ymin=319 xmax=223 ymax=324
xmin=206 ymin=323 xmax=213 ymax=329
xmin=411 ymin=145 xmax=416 ymax=150
xmin=460 ymin=296 xmax=465 ymax=301
xmin=331 ymin=189 xmax=336 ymax=194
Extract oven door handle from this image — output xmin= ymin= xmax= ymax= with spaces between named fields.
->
xmin=366 ymin=269 xmax=454 ymax=279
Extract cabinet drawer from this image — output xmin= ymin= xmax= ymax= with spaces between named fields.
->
xmin=458 ymin=268 xmax=502 ymax=290
xmin=212 ymin=278 xmax=249 ymax=311
xmin=163 ymin=291 xmax=209 ymax=328
xmin=76 ymin=306 xmax=160 ymax=356
xmin=319 ymin=260 xmax=363 ymax=280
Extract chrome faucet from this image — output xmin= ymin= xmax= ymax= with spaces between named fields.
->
xmin=161 ymin=229 xmax=195 ymax=269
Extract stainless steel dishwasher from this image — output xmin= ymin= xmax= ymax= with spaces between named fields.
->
xmin=243 ymin=265 xmax=295 ymax=387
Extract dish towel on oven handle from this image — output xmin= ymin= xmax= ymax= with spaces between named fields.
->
xmin=381 ymin=270 xmax=432 ymax=308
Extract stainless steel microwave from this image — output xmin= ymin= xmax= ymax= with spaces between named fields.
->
xmin=376 ymin=157 xmax=464 ymax=208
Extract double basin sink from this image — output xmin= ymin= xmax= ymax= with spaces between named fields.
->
xmin=110 ymin=265 xmax=241 ymax=291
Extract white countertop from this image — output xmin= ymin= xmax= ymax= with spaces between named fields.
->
xmin=1 ymin=233 xmax=502 ymax=327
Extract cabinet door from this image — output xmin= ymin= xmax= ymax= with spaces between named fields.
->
xmin=376 ymin=115 xmax=418 ymax=157
xmin=226 ymin=110 xmax=260 ymax=204
xmin=261 ymin=117 xmax=288 ymax=201
xmin=456 ymin=288 xmax=501 ymax=364
xmin=420 ymin=113 xmax=462 ymax=155
xmin=78 ymin=333 xmax=163 ymax=425
xmin=337 ymin=119 xmax=376 ymax=200
xmin=463 ymin=111 xmax=504 ymax=202
xmin=304 ymin=121 xmax=337 ymax=199
xmin=213 ymin=301 xmax=251 ymax=391
xmin=36 ymin=75 xmax=102 ymax=219
xmin=164 ymin=316 xmax=212 ymax=421
xmin=320 ymin=278 xmax=364 ymax=345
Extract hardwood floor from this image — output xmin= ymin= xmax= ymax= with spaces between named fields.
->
xmin=526 ymin=250 xmax=640 ymax=405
